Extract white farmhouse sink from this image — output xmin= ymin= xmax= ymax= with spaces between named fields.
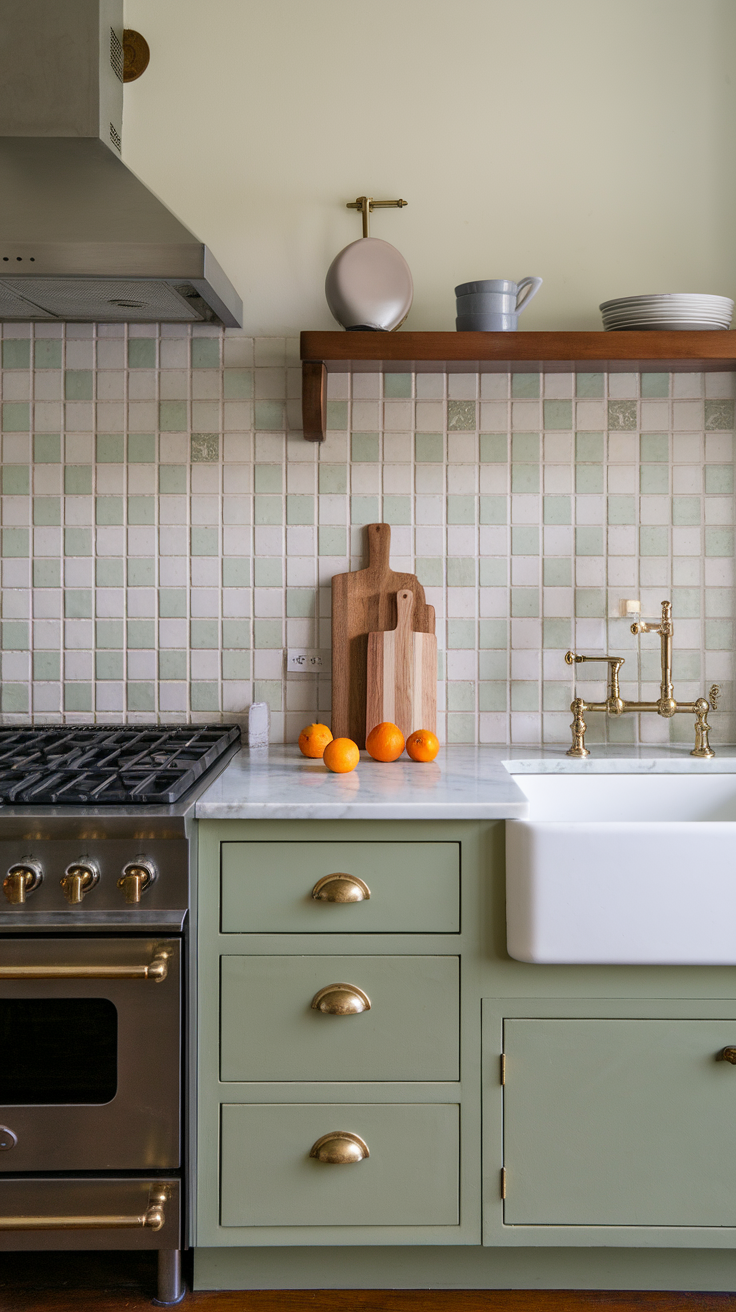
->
xmin=505 ymin=773 xmax=736 ymax=965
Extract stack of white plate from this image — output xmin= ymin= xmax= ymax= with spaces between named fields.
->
xmin=600 ymin=293 xmax=733 ymax=331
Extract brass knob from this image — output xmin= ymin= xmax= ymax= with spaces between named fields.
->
xmin=3 ymin=861 xmax=42 ymax=905
xmin=309 ymin=1131 xmax=370 ymax=1164
xmin=311 ymin=983 xmax=371 ymax=1015
xmin=311 ymin=874 xmax=371 ymax=903
xmin=717 ymin=1047 xmax=736 ymax=1064
xmin=60 ymin=859 xmax=99 ymax=906
xmin=118 ymin=857 xmax=156 ymax=905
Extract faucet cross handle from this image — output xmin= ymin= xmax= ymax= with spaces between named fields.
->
xmin=709 ymin=684 xmax=721 ymax=711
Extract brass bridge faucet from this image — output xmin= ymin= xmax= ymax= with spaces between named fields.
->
xmin=565 ymin=601 xmax=720 ymax=759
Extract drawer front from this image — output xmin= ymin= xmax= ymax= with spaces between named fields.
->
xmin=220 ymin=955 xmax=459 ymax=1081
xmin=220 ymin=841 xmax=459 ymax=933
xmin=220 ymin=1103 xmax=459 ymax=1227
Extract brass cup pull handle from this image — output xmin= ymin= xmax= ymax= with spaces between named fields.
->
xmin=311 ymin=982 xmax=371 ymax=1015
xmin=0 ymin=948 xmax=170 ymax=984
xmin=3 ymin=861 xmax=43 ymax=905
xmin=717 ymin=1047 xmax=736 ymax=1064
xmin=0 ymin=1187 xmax=167 ymax=1232
xmin=309 ymin=1132 xmax=370 ymax=1165
xmin=311 ymin=874 xmax=371 ymax=903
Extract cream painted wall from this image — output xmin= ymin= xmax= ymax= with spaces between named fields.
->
xmin=123 ymin=0 xmax=736 ymax=334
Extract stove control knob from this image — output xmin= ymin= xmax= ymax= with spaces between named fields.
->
xmin=118 ymin=857 xmax=157 ymax=904
xmin=60 ymin=859 xmax=100 ymax=906
xmin=3 ymin=860 xmax=43 ymax=905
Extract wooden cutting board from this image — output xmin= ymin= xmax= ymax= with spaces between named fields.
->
xmin=331 ymin=523 xmax=435 ymax=748
xmin=366 ymin=589 xmax=437 ymax=741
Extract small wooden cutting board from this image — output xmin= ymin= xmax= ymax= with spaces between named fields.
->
xmin=366 ymin=589 xmax=437 ymax=742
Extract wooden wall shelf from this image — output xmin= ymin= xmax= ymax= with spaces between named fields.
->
xmin=300 ymin=329 xmax=736 ymax=442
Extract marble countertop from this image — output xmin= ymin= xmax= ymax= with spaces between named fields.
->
xmin=194 ymin=743 xmax=736 ymax=821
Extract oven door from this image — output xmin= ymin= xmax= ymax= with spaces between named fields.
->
xmin=0 ymin=937 xmax=180 ymax=1171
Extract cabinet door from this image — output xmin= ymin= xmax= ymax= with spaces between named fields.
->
xmin=504 ymin=1019 xmax=736 ymax=1227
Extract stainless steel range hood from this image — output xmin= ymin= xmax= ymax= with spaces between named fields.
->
xmin=0 ymin=0 xmax=243 ymax=326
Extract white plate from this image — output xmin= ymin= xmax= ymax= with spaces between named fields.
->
xmin=604 ymin=320 xmax=731 ymax=331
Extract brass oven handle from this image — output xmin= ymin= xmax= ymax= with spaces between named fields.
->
xmin=0 ymin=948 xmax=170 ymax=983
xmin=309 ymin=1132 xmax=370 ymax=1164
xmin=0 ymin=1187 xmax=167 ymax=1231
xmin=717 ymin=1047 xmax=736 ymax=1064
xmin=311 ymin=982 xmax=371 ymax=1015
xmin=311 ymin=873 xmax=371 ymax=903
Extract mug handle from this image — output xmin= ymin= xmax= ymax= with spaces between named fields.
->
xmin=515 ymin=277 xmax=543 ymax=313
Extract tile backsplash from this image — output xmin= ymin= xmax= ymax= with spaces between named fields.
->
xmin=0 ymin=322 xmax=734 ymax=746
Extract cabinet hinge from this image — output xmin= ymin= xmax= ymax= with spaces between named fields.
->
xmin=500 ymin=1167 xmax=506 ymax=1199
xmin=500 ymin=1053 xmax=505 ymax=1085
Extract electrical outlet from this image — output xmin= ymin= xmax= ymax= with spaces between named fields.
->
xmin=286 ymin=649 xmax=330 ymax=674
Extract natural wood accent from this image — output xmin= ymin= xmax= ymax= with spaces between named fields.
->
xmin=300 ymin=329 xmax=736 ymax=441
xmin=367 ymin=589 xmax=437 ymax=740
xmin=302 ymin=360 xmax=327 ymax=442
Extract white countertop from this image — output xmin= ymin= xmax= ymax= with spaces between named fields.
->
xmin=194 ymin=743 xmax=736 ymax=821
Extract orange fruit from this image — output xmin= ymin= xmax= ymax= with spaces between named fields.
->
xmin=298 ymin=723 xmax=333 ymax=759
xmin=323 ymin=737 xmax=360 ymax=773
xmin=366 ymin=721 xmax=405 ymax=762
xmin=406 ymin=729 xmax=440 ymax=762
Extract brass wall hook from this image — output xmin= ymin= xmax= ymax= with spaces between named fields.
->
xmin=346 ymin=196 xmax=408 ymax=238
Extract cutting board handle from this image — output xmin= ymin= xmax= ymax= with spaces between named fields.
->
xmin=396 ymin=588 xmax=414 ymax=634
xmin=367 ymin=522 xmax=391 ymax=572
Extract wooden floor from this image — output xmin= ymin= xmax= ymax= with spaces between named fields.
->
xmin=1 ymin=1253 xmax=736 ymax=1312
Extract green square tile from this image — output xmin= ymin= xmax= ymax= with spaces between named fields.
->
xmin=446 ymin=495 xmax=474 ymax=525
xmin=254 ymin=619 xmax=282 ymax=649
xmin=479 ymin=650 xmax=507 ymax=678
xmin=325 ymin=400 xmax=347 ymax=431
xmin=705 ymin=400 xmax=734 ymax=430
xmin=286 ymin=588 xmax=315 ymax=618
xmin=543 ymin=400 xmax=572 ymax=430
xmin=576 ymin=464 xmax=604 ymax=494
xmin=575 ymin=588 xmax=605 ymax=617
xmin=672 ymin=496 xmax=701 ymax=525
xmin=543 ymin=496 xmax=571 ymax=525
xmin=64 ymin=684 xmax=92 ymax=712
xmin=576 ymin=373 xmax=604 ymax=398
xmin=543 ymin=681 xmax=571 ymax=710
xmin=96 ymin=620 xmax=124 ymax=648
xmin=159 ymin=589 xmax=187 ymax=618
xmin=190 ymin=682 xmax=220 ymax=712
xmin=511 ymin=526 xmax=539 ymax=554
xmin=608 ymin=495 xmax=636 ymax=524
xmin=672 ymin=587 xmax=701 ymax=618
xmin=224 ymin=369 xmax=253 ymax=399
xmin=1 ymin=621 xmax=29 ymax=650
xmin=416 ymin=558 xmax=444 ymax=587
xmin=159 ymin=400 xmax=187 ymax=431
xmin=479 ymin=682 xmax=507 ymax=711
xmin=351 ymin=495 xmax=379 ymax=524
xmin=640 ymin=433 xmax=669 ymax=462
xmin=446 ymin=713 xmax=475 ymax=744
xmin=255 ymin=464 xmax=282 ymax=493
xmin=575 ymin=431 xmax=604 ymax=462
xmin=34 ymin=651 xmax=60 ymax=680
xmin=512 ymin=433 xmax=540 ymax=462
xmin=641 ymin=373 xmax=669 ymax=398
xmin=34 ymin=340 xmax=62 ymax=369
xmin=128 ymin=433 xmax=156 ymax=463
xmin=319 ymin=526 xmax=346 ymax=555
xmin=480 ymin=434 xmax=508 ymax=463
xmin=255 ymin=558 xmax=282 ymax=586
xmin=705 ymin=619 xmax=733 ymax=648
xmin=253 ymin=679 xmax=282 ymax=710
xmin=639 ymin=526 xmax=669 ymax=556
xmin=448 ymin=400 xmax=476 ymax=431
xmin=2 ymin=527 xmax=29 ymax=557
xmin=511 ymin=373 xmax=540 ymax=399
xmin=223 ymin=558 xmax=250 ymax=587
xmin=480 ymin=558 xmax=506 ymax=585
xmin=254 ymin=400 xmax=286 ymax=431
xmin=64 ymin=527 xmax=91 ymax=556
xmin=511 ymin=682 xmax=539 ymax=711
xmin=96 ymin=558 xmax=123 ymax=586
xmin=511 ymin=464 xmax=539 ymax=494
xmin=128 ymin=338 xmax=156 ymax=368
xmin=65 ymin=370 xmax=92 ymax=400
xmin=191 ymin=338 xmax=220 ymax=368
xmin=640 ymin=650 xmax=660 ymax=682
xmin=159 ymin=651 xmax=187 ymax=680
xmin=191 ymin=433 xmax=219 ymax=462
xmin=223 ymin=650 xmax=250 ymax=679
xmin=705 ymin=527 xmax=734 ymax=557
xmin=640 ymin=465 xmax=669 ymax=493
xmin=608 ymin=718 xmax=636 ymax=744
xmin=319 ymin=464 xmax=347 ymax=494
xmin=479 ymin=619 xmax=507 ymax=648
xmin=511 ymin=588 xmax=539 ymax=617
xmin=64 ymin=465 xmax=92 ymax=494
xmin=96 ymin=434 xmax=124 ymax=463
xmin=672 ymin=650 xmax=701 ymax=680
xmin=128 ymin=683 xmax=155 ymax=712
xmin=126 ymin=620 xmax=156 ymax=649
xmin=2 ymin=402 xmax=29 ymax=431
xmin=254 ymin=496 xmax=282 ymax=525
xmin=33 ymin=497 xmax=60 ymax=525
xmin=64 ymin=590 xmax=92 ymax=618
xmin=447 ymin=619 xmax=475 ymax=648
xmin=351 ymin=433 xmax=379 ymax=462
xmin=191 ymin=527 xmax=218 ymax=555
xmin=448 ymin=681 xmax=475 ymax=711
xmin=415 ymin=433 xmax=444 ymax=463
xmin=128 ymin=558 xmax=155 ymax=586
xmin=96 ymin=496 xmax=124 ymax=525
xmin=159 ymin=465 xmax=187 ymax=494
xmin=34 ymin=434 xmax=61 ymax=463
xmin=448 ymin=558 xmax=476 ymax=586
xmin=127 ymin=496 xmax=155 ymax=525
xmin=2 ymin=465 xmax=29 ymax=494
xmin=286 ymin=494 xmax=313 ymax=525
xmin=543 ymin=558 xmax=571 ymax=586
xmin=222 ymin=620 xmax=250 ymax=648
xmin=608 ymin=400 xmax=637 ymax=430
xmin=575 ymin=526 xmax=604 ymax=555
xmin=384 ymin=373 xmax=412 ymax=398
xmin=705 ymin=464 xmax=734 ymax=494
xmin=2 ymin=340 xmax=30 ymax=369
xmin=34 ymin=559 xmax=60 ymax=587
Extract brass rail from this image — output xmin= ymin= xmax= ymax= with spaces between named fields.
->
xmin=0 ymin=949 xmax=170 ymax=983
xmin=0 ymin=1189 xmax=166 ymax=1231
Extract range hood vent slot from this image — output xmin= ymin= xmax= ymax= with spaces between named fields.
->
xmin=110 ymin=27 xmax=124 ymax=81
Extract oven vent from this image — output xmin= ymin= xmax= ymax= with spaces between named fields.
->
xmin=110 ymin=27 xmax=124 ymax=81
xmin=109 ymin=122 xmax=121 ymax=152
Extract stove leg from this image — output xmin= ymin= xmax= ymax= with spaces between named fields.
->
xmin=153 ymin=1249 xmax=185 ymax=1305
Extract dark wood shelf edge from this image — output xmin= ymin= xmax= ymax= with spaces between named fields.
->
xmin=300 ymin=330 xmax=736 ymax=440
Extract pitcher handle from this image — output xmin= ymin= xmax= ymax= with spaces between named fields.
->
xmin=515 ymin=276 xmax=543 ymax=314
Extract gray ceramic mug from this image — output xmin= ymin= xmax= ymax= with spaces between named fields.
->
xmin=455 ymin=276 xmax=542 ymax=331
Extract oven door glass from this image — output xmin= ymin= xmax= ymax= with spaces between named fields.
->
xmin=0 ymin=999 xmax=117 ymax=1104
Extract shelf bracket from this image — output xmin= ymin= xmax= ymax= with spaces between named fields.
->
xmin=302 ymin=360 xmax=327 ymax=442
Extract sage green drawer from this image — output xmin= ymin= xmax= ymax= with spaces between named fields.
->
xmin=220 ymin=955 xmax=459 ymax=1081
xmin=220 ymin=841 xmax=459 ymax=933
xmin=220 ymin=1102 xmax=459 ymax=1227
